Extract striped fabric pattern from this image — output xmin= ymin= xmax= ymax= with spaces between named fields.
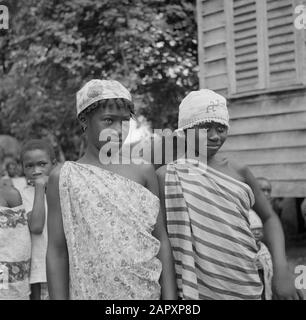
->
xmin=165 ymin=159 xmax=263 ymax=300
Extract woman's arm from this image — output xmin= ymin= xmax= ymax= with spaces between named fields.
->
xmin=146 ymin=165 xmax=178 ymax=300
xmin=46 ymin=165 xmax=69 ymax=300
xmin=28 ymin=176 xmax=48 ymax=234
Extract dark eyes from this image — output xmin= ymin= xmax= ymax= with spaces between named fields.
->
xmin=102 ymin=118 xmax=130 ymax=125
xmin=25 ymin=162 xmax=47 ymax=168
xmin=199 ymin=124 xmax=226 ymax=133
xmin=216 ymin=126 xmax=226 ymax=133
xmin=103 ymin=118 xmax=113 ymax=125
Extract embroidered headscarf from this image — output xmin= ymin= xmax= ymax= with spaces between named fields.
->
xmin=76 ymin=79 xmax=132 ymax=117
xmin=177 ymin=89 xmax=229 ymax=131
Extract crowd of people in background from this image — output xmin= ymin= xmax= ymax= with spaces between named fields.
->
xmin=0 ymin=80 xmax=305 ymax=300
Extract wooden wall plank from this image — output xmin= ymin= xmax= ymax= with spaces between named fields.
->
xmin=219 ymin=146 xmax=306 ymax=165
xmin=228 ymin=94 xmax=306 ymax=119
xmin=249 ymin=163 xmax=306 ymax=180
xmin=271 ymin=181 xmax=306 ymax=197
xmin=229 ymin=111 xmax=306 ymax=135
xmin=221 ymin=130 xmax=306 ymax=151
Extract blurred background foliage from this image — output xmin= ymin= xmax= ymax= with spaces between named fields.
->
xmin=0 ymin=0 xmax=198 ymax=160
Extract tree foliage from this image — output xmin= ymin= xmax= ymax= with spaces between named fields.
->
xmin=0 ymin=0 xmax=198 ymax=160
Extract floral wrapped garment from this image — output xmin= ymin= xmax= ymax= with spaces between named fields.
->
xmin=59 ymin=161 xmax=162 ymax=300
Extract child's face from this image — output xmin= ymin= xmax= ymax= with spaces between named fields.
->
xmin=7 ymin=163 xmax=17 ymax=177
xmin=258 ymin=179 xmax=272 ymax=202
xmin=193 ymin=122 xmax=228 ymax=158
xmin=86 ymin=100 xmax=131 ymax=151
xmin=251 ymin=227 xmax=264 ymax=242
xmin=22 ymin=149 xmax=54 ymax=183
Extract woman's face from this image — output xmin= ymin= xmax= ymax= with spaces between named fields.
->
xmin=193 ymin=122 xmax=228 ymax=158
xmin=85 ymin=99 xmax=131 ymax=152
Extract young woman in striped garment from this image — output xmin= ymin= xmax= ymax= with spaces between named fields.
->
xmin=157 ymin=89 xmax=303 ymax=300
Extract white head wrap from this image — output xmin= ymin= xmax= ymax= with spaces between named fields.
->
xmin=76 ymin=79 xmax=132 ymax=117
xmin=249 ymin=209 xmax=263 ymax=229
xmin=177 ymin=89 xmax=229 ymax=131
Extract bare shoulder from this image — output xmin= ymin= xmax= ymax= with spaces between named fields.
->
xmin=0 ymin=185 xmax=22 ymax=207
xmin=49 ymin=163 xmax=64 ymax=181
xmin=1 ymin=185 xmax=21 ymax=198
xmin=225 ymin=157 xmax=252 ymax=182
xmin=229 ymin=159 xmax=249 ymax=174
xmin=0 ymin=177 xmax=13 ymax=188
xmin=156 ymin=164 xmax=167 ymax=180
xmin=137 ymin=163 xmax=158 ymax=180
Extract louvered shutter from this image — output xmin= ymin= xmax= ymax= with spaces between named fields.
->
xmin=233 ymin=0 xmax=260 ymax=93
xmin=224 ymin=0 xmax=304 ymax=96
xmin=199 ymin=0 xmax=229 ymax=96
xmin=266 ymin=0 xmax=298 ymax=87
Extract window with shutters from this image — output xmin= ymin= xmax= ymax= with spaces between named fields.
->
xmin=224 ymin=0 xmax=305 ymax=96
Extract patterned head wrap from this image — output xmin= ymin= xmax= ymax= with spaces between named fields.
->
xmin=76 ymin=79 xmax=132 ymax=117
xmin=177 ymin=89 xmax=229 ymax=131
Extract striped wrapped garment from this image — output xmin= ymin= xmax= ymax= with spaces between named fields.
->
xmin=165 ymin=159 xmax=263 ymax=300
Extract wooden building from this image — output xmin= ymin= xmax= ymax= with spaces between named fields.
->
xmin=196 ymin=0 xmax=306 ymax=197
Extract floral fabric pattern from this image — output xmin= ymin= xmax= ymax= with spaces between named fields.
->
xmin=0 ymin=208 xmax=28 ymax=228
xmin=0 ymin=260 xmax=31 ymax=283
xmin=0 ymin=205 xmax=31 ymax=299
xmin=59 ymin=161 xmax=162 ymax=300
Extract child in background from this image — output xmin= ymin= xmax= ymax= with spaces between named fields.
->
xmin=19 ymin=139 xmax=56 ymax=300
xmin=0 ymin=184 xmax=31 ymax=300
xmin=256 ymin=177 xmax=272 ymax=203
xmin=0 ymin=160 xmax=18 ymax=187
xmin=2 ymin=160 xmax=27 ymax=190
xmin=249 ymin=208 xmax=273 ymax=299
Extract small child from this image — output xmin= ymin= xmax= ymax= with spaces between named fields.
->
xmin=0 ymin=184 xmax=31 ymax=300
xmin=249 ymin=208 xmax=273 ymax=299
xmin=19 ymin=139 xmax=56 ymax=300
xmin=249 ymin=177 xmax=274 ymax=299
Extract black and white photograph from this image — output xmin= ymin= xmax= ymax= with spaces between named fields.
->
xmin=0 ymin=0 xmax=305 ymax=304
